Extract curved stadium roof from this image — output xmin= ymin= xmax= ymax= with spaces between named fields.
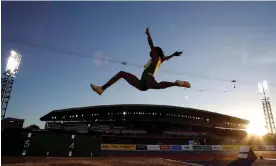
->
xmin=40 ymin=104 xmax=249 ymax=126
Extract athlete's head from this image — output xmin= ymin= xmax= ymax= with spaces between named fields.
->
xmin=150 ymin=46 xmax=165 ymax=61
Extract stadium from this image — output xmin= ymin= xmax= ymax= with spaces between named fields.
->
xmin=40 ymin=104 xmax=250 ymax=145
xmin=2 ymin=104 xmax=276 ymax=165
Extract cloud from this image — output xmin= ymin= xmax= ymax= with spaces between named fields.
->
xmin=92 ymin=51 xmax=109 ymax=66
xmin=218 ymin=33 xmax=276 ymax=65
xmin=251 ymin=56 xmax=276 ymax=65
xmin=241 ymin=49 xmax=276 ymax=65
xmin=221 ymin=41 xmax=276 ymax=65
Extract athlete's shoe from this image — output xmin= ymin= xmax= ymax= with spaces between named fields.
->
xmin=90 ymin=84 xmax=104 ymax=95
xmin=176 ymin=80 xmax=191 ymax=88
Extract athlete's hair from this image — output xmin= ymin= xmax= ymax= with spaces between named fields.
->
xmin=150 ymin=46 xmax=165 ymax=60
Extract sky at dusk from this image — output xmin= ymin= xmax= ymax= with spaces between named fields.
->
xmin=1 ymin=1 xmax=276 ymax=128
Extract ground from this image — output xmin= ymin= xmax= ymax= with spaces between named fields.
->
xmin=2 ymin=151 xmax=276 ymax=166
xmin=3 ymin=157 xmax=276 ymax=166
xmin=2 ymin=157 xmax=200 ymax=166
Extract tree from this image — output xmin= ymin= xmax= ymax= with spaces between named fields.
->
xmin=26 ymin=124 xmax=40 ymax=130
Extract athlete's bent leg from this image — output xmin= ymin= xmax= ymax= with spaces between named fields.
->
xmin=145 ymin=74 xmax=191 ymax=90
xmin=155 ymin=81 xmax=191 ymax=89
xmin=145 ymin=75 xmax=176 ymax=89
xmin=157 ymin=81 xmax=178 ymax=89
xmin=150 ymin=81 xmax=191 ymax=89
xmin=102 ymin=71 xmax=142 ymax=90
xmin=90 ymin=71 xmax=143 ymax=95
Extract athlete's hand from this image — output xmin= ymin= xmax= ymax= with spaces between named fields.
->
xmin=145 ymin=27 xmax=150 ymax=35
xmin=173 ymin=51 xmax=183 ymax=56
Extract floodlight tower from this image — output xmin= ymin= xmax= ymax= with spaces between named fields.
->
xmin=258 ymin=80 xmax=276 ymax=134
xmin=1 ymin=50 xmax=22 ymax=119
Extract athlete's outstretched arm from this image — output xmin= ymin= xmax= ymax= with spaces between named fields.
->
xmin=145 ymin=28 xmax=158 ymax=62
xmin=164 ymin=51 xmax=183 ymax=61
xmin=146 ymin=28 xmax=154 ymax=48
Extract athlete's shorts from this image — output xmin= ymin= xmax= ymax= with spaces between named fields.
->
xmin=140 ymin=70 xmax=152 ymax=91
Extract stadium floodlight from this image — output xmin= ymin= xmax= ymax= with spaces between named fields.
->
xmin=257 ymin=80 xmax=276 ymax=135
xmin=258 ymin=80 xmax=269 ymax=97
xmin=1 ymin=50 xmax=22 ymax=119
xmin=5 ymin=50 xmax=22 ymax=77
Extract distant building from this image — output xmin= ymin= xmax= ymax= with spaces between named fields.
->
xmin=1 ymin=117 xmax=24 ymax=129
xmin=40 ymin=104 xmax=249 ymax=145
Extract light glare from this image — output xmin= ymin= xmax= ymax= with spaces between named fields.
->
xmin=258 ymin=80 xmax=269 ymax=95
xmin=263 ymin=80 xmax=268 ymax=92
xmin=258 ymin=80 xmax=269 ymax=97
xmin=6 ymin=50 xmax=22 ymax=76
xmin=246 ymin=121 xmax=267 ymax=136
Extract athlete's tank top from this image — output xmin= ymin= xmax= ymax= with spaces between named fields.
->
xmin=144 ymin=57 xmax=162 ymax=75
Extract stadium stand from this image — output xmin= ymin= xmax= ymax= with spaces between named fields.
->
xmin=39 ymin=104 xmax=260 ymax=145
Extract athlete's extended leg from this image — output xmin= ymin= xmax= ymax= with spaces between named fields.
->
xmin=90 ymin=71 xmax=142 ymax=95
xmin=145 ymin=74 xmax=191 ymax=89
xmin=156 ymin=80 xmax=191 ymax=89
xmin=158 ymin=81 xmax=178 ymax=88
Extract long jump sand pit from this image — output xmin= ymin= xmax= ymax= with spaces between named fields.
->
xmin=1 ymin=157 xmax=201 ymax=166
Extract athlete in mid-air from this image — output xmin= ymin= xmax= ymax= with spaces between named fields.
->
xmin=90 ymin=27 xmax=191 ymax=95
